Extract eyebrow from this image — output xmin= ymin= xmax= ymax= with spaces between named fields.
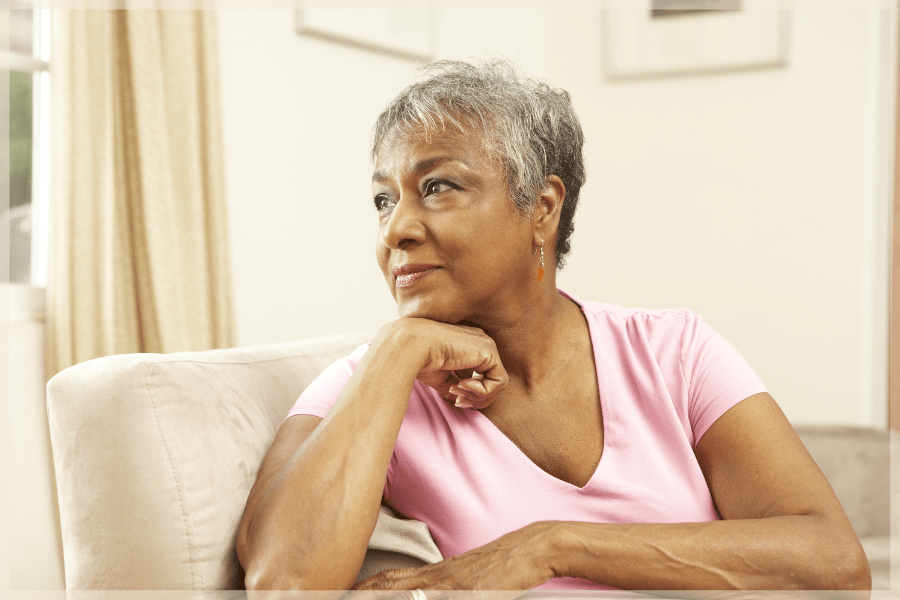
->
xmin=372 ymin=156 xmax=471 ymax=183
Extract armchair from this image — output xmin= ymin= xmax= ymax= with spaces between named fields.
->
xmin=46 ymin=333 xmax=441 ymax=591
xmin=46 ymin=334 xmax=893 ymax=591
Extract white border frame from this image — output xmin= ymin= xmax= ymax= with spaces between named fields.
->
xmin=295 ymin=3 xmax=436 ymax=64
xmin=604 ymin=0 xmax=792 ymax=80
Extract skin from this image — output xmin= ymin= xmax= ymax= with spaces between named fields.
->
xmin=236 ymin=126 xmax=872 ymax=594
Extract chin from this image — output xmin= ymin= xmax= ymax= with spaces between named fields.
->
xmin=396 ymin=297 xmax=462 ymax=324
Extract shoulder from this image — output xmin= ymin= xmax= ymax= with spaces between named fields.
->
xmin=573 ymin=297 xmax=742 ymax=375
xmin=561 ymin=287 xmax=692 ymax=324
xmin=579 ymin=300 xmax=692 ymax=324
xmin=572 ymin=297 xmax=696 ymax=346
xmin=562 ymin=291 xmax=725 ymax=382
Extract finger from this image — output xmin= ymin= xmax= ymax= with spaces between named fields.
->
xmin=452 ymin=394 xmax=475 ymax=409
xmin=418 ymin=372 xmax=462 ymax=404
xmin=448 ymin=356 xmax=504 ymax=396
xmin=450 ymin=389 xmax=497 ymax=412
xmin=452 ymin=380 xmax=485 ymax=398
xmin=437 ymin=388 xmax=457 ymax=403
xmin=352 ymin=568 xmax=421 ymax=591
xmin=448 ymin=386 xmax=480 ymax=408
xmin=449 ymin=379 xmax=500 ymax=410
xmin=470 ymin=361 xmax=508 ymax=399
xmin=439 ymin=373 xmax=463 ymax=403
xmin=455 ymin=368 xmax=505 ymax=399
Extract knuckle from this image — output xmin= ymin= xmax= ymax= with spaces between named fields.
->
xmin=376 ymin=567 xmax=416 ymax=587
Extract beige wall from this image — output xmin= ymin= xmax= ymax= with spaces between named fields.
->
xmin=549 ymin=8 xmax=895 ymax=427
xmin=5 ymin=284 xmax=65 ymax=590
xmin=218 ymin=9 xmax=551 ymax=348
xmin=218 ymin=8 xmax=895 ymax=427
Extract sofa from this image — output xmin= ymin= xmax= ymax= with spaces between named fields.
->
xmin=46 ymin=332 xmax=895 ymax=593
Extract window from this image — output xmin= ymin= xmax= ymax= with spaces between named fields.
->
xmin=3 ymin=2 xmax=50 ymax=287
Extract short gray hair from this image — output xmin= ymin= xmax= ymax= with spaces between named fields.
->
xmin=371 ymin=58 xmax=586 ymax=269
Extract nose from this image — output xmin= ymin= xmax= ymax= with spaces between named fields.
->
xmin=381 ymin=193 xmax=426 ymax=250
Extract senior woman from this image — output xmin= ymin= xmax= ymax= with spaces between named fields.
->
xmin=236 ymin=59 xmax=870 ymax=592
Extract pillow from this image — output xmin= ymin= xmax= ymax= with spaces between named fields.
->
xmin=47 ymin=333 xmax=440 ymax=590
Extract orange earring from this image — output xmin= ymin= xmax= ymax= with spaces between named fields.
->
xmin=538 ymin=241 xmax=545 ymax=282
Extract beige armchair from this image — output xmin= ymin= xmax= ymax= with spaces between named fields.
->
xmin=47 ymin=333 xmax=894 ymax=592
xmin=46 ymin=333 xmax=441 ymax=591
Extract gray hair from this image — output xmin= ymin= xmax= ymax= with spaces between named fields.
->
xmin=371 ymin=58 xmax=586 ymax=269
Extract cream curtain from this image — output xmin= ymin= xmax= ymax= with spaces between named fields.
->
xmin=46 ymin=8 xmax=233 ymax=378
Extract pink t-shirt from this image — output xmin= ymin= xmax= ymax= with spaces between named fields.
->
xmin=286 ymin=291 xmax=767 ymax=590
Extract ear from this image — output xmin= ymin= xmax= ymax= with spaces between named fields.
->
xmin=532 ymin=175 xmax=565 ymax=250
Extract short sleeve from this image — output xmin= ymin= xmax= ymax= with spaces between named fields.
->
xmin=681 ymin=313 xmax=767 ymax=443
xmin=284 ymin=343 xmax=370 ymax=420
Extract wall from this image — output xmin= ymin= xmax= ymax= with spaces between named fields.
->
xmin=5 ymin=284 xmax=65 ymax=590
xmin=217 ymin=7 xmax=895 ymax=428
xmin=218 ymin=9 xmax=550 ymax=347
xmin=549 ymin=7 xmax=895 ymax=427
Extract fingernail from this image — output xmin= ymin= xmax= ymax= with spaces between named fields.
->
xmin=449 ymin=385 xmax=461 ymax=395
xmin=455 ymin=397 xmax=474 ymax=409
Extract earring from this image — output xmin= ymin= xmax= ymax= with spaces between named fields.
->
xmin=538 ymin=241 xmax=545 ymax=283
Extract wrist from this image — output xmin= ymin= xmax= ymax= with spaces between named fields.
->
xmin=371 ymin=319 xmax=431 ymax=376
xmin=527 ymin=521 xmax=570 ymax=582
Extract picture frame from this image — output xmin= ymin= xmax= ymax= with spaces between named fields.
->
xmin=604 ymin=0 xmax=793 ymax=80
xmin=296 ymin=3 xmax=436 ymax=64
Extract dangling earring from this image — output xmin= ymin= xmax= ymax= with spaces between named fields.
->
xmin=538 ymin=241 xmax=545 ymax=283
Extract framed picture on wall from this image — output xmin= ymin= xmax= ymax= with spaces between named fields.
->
xmin=604 ymin=0 xmax=792 ymax=80
xmin=296 ymin=2 xmax=436 ymax=63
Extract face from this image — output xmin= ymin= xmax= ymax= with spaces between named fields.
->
xmin=372 ymin=127 xmax=537 ymax=325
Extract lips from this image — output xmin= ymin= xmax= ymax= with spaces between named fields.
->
xmin=393 ymin=264 xmax=439 ymax=288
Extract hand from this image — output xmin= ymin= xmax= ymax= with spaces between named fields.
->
xmin=350 ymin=522 xmax=556 ymax=592
xmin=378 ymin=318 xmax=509 ymax=410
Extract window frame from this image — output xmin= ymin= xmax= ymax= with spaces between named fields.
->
xmin=3 ymin=4 xmax=51 ymax=289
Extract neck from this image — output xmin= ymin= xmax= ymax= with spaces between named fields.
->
xmin=460 ymin=281 xmax=583 ymax=389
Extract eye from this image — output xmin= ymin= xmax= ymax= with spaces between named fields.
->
xmin=374 ymin=193 xmax=395 ymax=212
xmin=423 ymin=179 xmax=454 ymax=197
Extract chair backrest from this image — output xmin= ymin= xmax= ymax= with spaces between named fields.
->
xmin=47 ymin=333 xmax=373 ymax=590
xmin=793 ymin=425 xmax=891 ymax=539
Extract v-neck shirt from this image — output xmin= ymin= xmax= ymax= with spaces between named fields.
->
xmin=286 ymin=291 xmax=767 ymax=590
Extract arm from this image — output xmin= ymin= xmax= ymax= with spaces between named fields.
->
xmin=237 ymin=330 xmax=417 ymax=591
xmin=355 ymin=393 xmax=871 ymax=591
xmin=547 ymin=392 xmax=871 ymax=589
xmin=237 ymin=319 xmax=507 ymax=591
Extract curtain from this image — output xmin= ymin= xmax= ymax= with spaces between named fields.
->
xmin=46 ymin=8 xmax=233 ymax=379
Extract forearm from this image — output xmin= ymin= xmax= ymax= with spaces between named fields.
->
xmin=243 ymin=328 xmax=422 ymax=590
xmin=540 ymin=515 xmax=870 ymax=590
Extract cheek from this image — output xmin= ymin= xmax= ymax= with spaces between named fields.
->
xmin=374 ymin=237 xmax=388 ymax=271
xmin=472 ymin=226 xmax=533 ymax=281
xmin=374 ymin=241 xmax=397 ymax=300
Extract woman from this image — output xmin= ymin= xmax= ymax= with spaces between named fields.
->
xmin=236 ymin=59 xmax=870 ymax=592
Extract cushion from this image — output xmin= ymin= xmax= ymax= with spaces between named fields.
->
xmin=793 ymin=426 xmax=890 ymax=539
xmin=47 ymin=333 xmax=440 ymax=590
xmin=359 ymin=504 xmax=443 ymax=582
